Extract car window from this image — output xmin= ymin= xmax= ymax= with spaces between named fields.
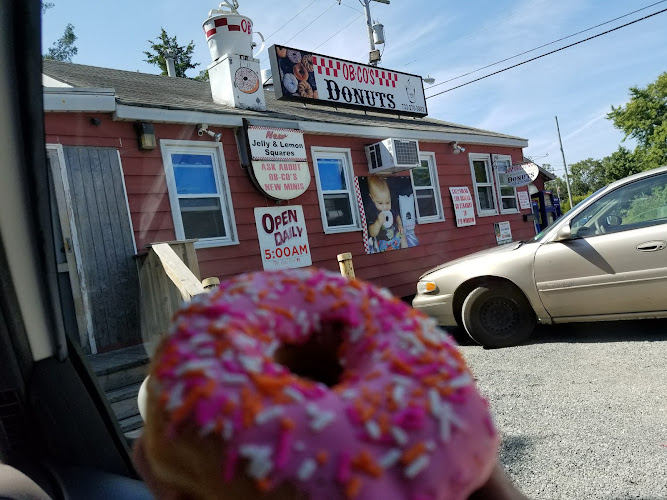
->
xmin=571 ymin=173 xmax=667 ymax=237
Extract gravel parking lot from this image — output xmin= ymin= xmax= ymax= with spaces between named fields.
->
xmin=455 ymin=319 xmax=667 ymax=500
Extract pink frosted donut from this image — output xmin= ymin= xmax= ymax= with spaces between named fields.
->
xmin=143 ymin=268 xmax=499 ymax=500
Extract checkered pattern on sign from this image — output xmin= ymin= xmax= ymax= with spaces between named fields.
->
xmin=312 ymin=56 xmax=341 ymax=78
xmin=374 ymin=69 xmax=398 ymax=88
xmin=311 ymin=57 xmax=398 ymax=88
xmin=353 ymin=177 xmax=372 ymax=254
xmin=204 ymin=18 xmax=243 ymax=38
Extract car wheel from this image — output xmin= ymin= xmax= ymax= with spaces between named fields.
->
xmin=461 ymin=284 xmax=535 ymax=347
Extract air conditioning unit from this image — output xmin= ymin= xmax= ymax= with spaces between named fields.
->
xmin=365 ymin=138 xmax=421 ymax=174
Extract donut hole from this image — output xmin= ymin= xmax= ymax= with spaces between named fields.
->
xmin=274 ymin=322 xmax=344 ymax=387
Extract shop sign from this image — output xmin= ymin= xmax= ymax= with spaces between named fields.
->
xmin=449 ymin=187 xmax=476 ymax=227
xmin=248 ymin=126 xmax=310 ymax=200
xmin=255 ymin=206 xmax=312 ymax=270
xmin=494 ymin=221 xmax=513 ymax=245
xmin=518 ymin=191 xmax=532 ymax=210
xmin=269 ymin=45 xmax=428 ymax=117
xmin=504 ymin=162 xmax=540 ymax=187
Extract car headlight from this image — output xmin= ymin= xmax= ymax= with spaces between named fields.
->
xmin=417 ymin=281 xmax=438 ymax=294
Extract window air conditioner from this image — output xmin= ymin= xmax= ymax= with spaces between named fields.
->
xmin=365 ymin=138 xmax=421 ymax=174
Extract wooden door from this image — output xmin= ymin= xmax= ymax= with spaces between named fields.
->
xmin=48 ymin=145 xmax=141 ymax=353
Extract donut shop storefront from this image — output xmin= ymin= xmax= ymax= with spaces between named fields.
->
xmin=42 ymin=45 xmax=545 ymax=353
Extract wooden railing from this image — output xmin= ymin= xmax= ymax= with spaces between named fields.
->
xmin=137 ymin=240 xmax=207 ymax=354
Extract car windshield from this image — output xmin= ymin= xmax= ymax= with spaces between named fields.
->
xmin=3 ymin=0 xmax=660 ymax=498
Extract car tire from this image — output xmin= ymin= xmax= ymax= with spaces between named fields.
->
xmin=461 ymin=284 xmax=535 ymax=348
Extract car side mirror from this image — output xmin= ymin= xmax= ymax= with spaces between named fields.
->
xmin=553 ymin=223 xmax=573 ymax=242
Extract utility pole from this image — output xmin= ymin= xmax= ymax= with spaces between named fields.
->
xmin=555 ymin=116 xmax=574 ymax=210
xmin=360 ymin=0 xmax=389 ymax=66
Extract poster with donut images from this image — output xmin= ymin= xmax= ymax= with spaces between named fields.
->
xmin=268 ymin=44 xmax=428 ymax=117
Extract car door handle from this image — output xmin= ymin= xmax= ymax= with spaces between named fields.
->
xmin=636 ymin=240 xmax=666 ymax=252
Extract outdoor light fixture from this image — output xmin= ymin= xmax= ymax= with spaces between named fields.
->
xmin=134 ymin=122 xmax=156 ymax=151
xmin=423 ymin=76 xmax=435 ymax=85
xmin=197 ymin=124 xmax=222 ymax=142
xmin=452 ymin=142 xmax=465 ymax=154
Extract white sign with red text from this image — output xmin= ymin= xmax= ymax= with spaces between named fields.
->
xmin=518 ymin=190 xmax=532 ymax=210
xmin=269 ymin=45 xmax=428 ymax=117
xmin=255 ymin=206 xmax=312 ymax=270
xmin=449 ymin=187 xmax=476 ymax=227
xmin=248 ymin=127 xmax=311 ymax=200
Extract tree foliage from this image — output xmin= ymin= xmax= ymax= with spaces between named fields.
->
xmin=546 ymin=73 xmax=666 ymax=212
xmin=44 ymin=23 xmax=78 ymax=62
xmin=144 ymin=28 xmax=199 ymax=78
xmin=42 ymin=3 xmax=78 ymax=63
xmin=608 ymin=72 xmax=667 ymax=169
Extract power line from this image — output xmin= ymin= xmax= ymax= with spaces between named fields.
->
xmin=426 ymin=7 xmax=667 ymax=100
xmin=261 ymin=3 xmax=337 ymax=63
xmin=401 ymin=0 xmax=553 ymax=68
xmin=264 ymin=0 xmax=318 ymax=41
xmin=426 ymin=0 xmax=667 ymax=91
xmin=315 ymin=14 xmax=364 ymax=50
xmin=339 ymin=1 xmax=364 ymax=14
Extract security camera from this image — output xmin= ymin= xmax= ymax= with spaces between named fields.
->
xmin=196 ymin=124 xmax=222 ymax=142
xmin=453 ymin=142 xmax=465 ymax=154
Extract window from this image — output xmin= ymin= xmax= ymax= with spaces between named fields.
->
xmin=493 ymin=154 xmax=519 ymax=214
xmin=160 ymin=140 xmax=238 ymax=248
xmin=410 ymin=152 xmax=444 ymax=223
xmin=468 ymin=153 xmax=498 ymax=216
xmin=570 ymin=172 xmax=667 ymax=238
xmin=311 ymin=147 xmax=361 ymax=233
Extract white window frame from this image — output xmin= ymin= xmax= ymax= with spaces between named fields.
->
xmin=410 ymin=151 xmax=445 ymax=224
xmin=493 ymin=154 xmax=520 ymax=215
xmin=468 ymin=153 xmax=498 ymax=217
xmin=160 ymin=139 xmax=238 ymax=249
xmin=311 ymin=146 xmax=361 ymax=234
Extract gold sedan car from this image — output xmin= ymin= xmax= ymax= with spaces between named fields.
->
xmin=413 ymin=166 xmax=667 ymax=347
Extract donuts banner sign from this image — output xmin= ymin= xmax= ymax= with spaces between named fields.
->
xmin=268 ymin=44 xmax=428 ymax=117
xmin=254 ymin=205 xmax=312 ymax=270
xmin=247 ymin=126 xmax=311 ymax=200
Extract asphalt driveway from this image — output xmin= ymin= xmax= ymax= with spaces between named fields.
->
xmin=455 ymin=319 xmax=667 ymax=500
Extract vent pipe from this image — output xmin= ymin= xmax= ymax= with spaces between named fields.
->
xmin=165 ymin=50 xmax=176 ymax=77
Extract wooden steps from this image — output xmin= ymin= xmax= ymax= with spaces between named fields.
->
xmin=88 ymin=345 xmax=149 ymax=439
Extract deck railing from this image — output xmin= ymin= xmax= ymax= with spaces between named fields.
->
xmin=137 ymin=240 xmax=207 ymax=354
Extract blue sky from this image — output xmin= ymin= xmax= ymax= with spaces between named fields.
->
xmin=42 ymin=0 xmax=667 ymax=177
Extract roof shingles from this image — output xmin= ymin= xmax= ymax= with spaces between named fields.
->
xmin=42 ymin=59 xmax=526 ymax=142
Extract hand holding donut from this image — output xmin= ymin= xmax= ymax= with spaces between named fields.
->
xmin=136 ymin=268 xmax=528 ymax=500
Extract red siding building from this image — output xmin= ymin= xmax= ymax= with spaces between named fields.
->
xmin=42 ymin=60 xmax=550 ymax=353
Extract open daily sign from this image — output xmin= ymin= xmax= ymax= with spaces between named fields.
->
xmin=255 ymin=205 xmax=312 ymax=270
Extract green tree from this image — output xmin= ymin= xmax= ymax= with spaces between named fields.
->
xmin=44 ymin=23 xmax=78 ymax=62
xmin=602 ymin=146 xmax=642 ymax=182
xmin=608 ymin=72 xmax=667 ymax=170
xmin=194 ymin=69 xmax=210 ymax=82
xmin=568 ymin=158 xmax=606 ymax=197
xmin=144 ymin=28 xmax=199 ymax=78
xmin=42 ymin=3 xmax=78 ymax=63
